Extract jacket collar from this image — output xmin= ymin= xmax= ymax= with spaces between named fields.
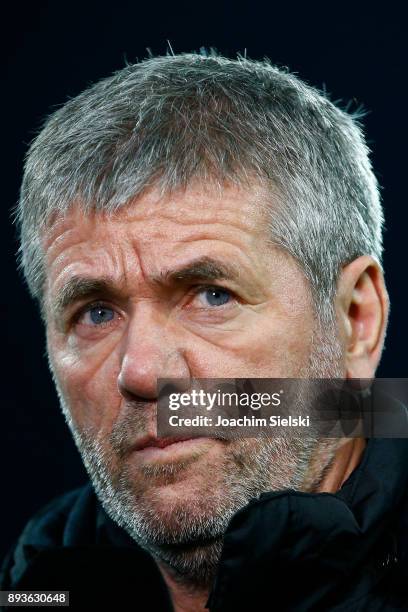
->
xmin=207 ymin=438 xmax=408 ymax=610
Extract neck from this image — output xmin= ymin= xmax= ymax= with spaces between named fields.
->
xmin=157 ymin=562 xmax=209 ymax=612
xmin=313 ymin=437 xmax=366 ymax=493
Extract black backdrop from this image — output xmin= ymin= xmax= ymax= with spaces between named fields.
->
xmin=2 ymin=2 xmax=407 ymax=560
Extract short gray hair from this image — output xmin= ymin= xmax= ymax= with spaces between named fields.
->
xmin=15 ymin=52 xmax=384 ymax=316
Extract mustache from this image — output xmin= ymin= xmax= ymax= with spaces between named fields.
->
xmin=109 ymin=400 xmax=157 ymax=458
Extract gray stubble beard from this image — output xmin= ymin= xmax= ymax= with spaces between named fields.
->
xmin=54 ymin=320 xmax=344 ymax=589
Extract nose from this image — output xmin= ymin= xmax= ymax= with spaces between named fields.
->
xmin=117 ymin=306 xmax=191 ymax=401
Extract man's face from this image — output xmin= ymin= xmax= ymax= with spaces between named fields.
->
xmin=44 ymin=182 xmax=342 ymax=571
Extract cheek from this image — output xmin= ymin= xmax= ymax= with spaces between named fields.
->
xmin=182 ymin=310 xmax=314 ymax=378
xmin=48 ymin=335 xmax=122 ymax=434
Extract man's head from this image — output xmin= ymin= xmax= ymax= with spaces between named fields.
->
xmin=16 ymin=53 xmax=389 ymax=585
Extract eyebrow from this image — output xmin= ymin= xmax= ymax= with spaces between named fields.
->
xmin=50 ymin=257 xmax=241 ymax=322
xmin=154 ymin=257 xmax=240 ymax=285
xmin=51 ymin=277 xmax=118 ymax=323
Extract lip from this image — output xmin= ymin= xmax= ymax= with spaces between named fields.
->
xmin=130 ymin=434 xmax=204 ymax=453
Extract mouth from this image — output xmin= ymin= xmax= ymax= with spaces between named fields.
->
xmin=128 ymin=435 xmax=213 ymax=461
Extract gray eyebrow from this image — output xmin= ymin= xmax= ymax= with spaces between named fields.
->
xmin=51 ymin=276 xmax=118 ymax=323
xmin=154 ymin=257 xmax=240 ymax=285
xmin=50 ymin=256 xmax=241 ymax=324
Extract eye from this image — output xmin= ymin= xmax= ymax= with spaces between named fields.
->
xmin=80 ymin=304 xmax=116 ymax=326
xmin=195 ymin=287 xmax=233 ymax=307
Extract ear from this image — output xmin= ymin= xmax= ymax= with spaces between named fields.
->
xmin=335 ymin=256 xmax=389 ymax=378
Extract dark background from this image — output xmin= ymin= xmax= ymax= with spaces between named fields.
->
xmin=2 ymin=2 xmax=407 ymax=559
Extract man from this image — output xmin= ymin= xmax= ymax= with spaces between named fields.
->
xmin=1 ymin=52 xmax=407 ymax=610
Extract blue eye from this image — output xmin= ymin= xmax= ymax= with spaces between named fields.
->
xmin=88 ymin=305 xmax=115 ymax=325
xmin=200 ymin=288 xmax=232 ymax=307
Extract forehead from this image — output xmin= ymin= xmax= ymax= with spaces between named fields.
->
xmin=42 ymin=183 xmax=277 ymax=279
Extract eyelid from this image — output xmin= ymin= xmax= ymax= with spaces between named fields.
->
xmin=191 ymin=283 xmax=231 ymax=293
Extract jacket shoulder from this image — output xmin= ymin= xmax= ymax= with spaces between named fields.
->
xmin=0 ymin=483 xmax=95 ymax=588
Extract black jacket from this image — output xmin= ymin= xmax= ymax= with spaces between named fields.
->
xmin=1 ymin=438 xmax=408 ymax=611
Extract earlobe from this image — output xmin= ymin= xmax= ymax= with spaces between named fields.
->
xmin=336 ymin=256 xmax=389 ymax=378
